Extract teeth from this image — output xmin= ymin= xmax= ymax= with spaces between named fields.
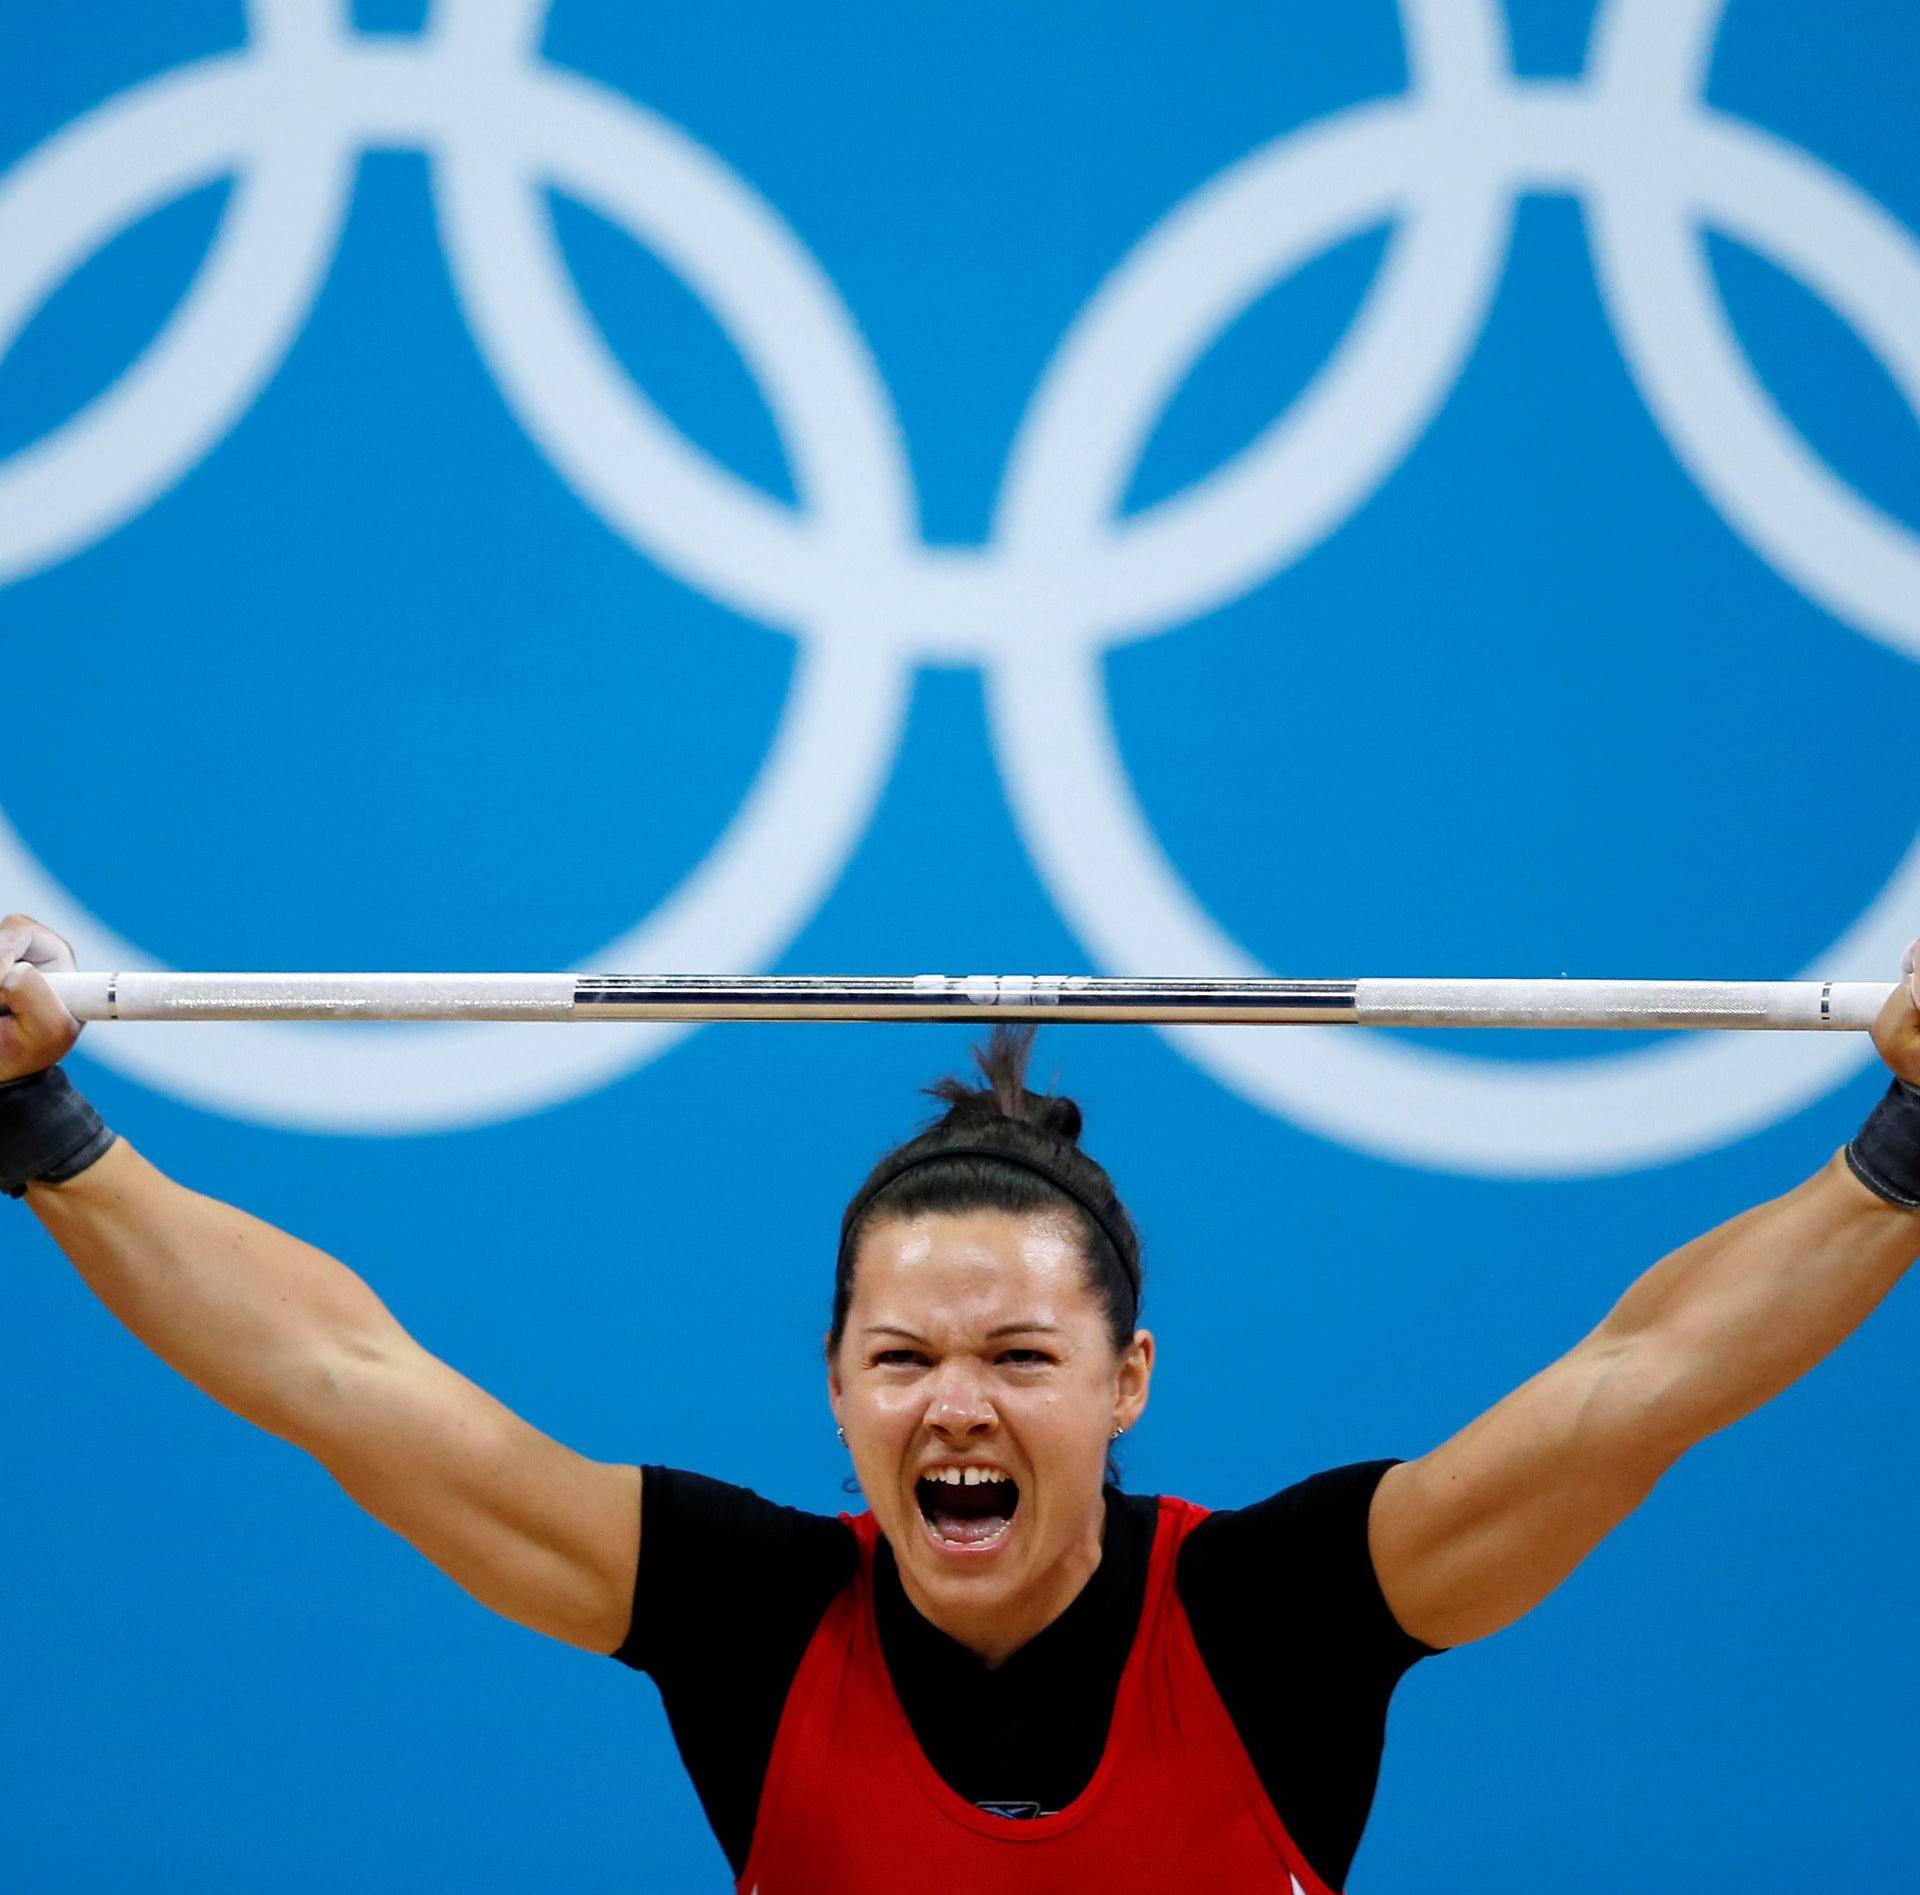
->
xmin=925 ymin=1467 xmax=1007 ymax=1486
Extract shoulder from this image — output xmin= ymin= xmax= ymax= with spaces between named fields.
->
xmin=642 ymin=1465 xmax=860 ymax=1554
xmin=613 ymin=1467 xmax=858 ymax=1673
xmin=1167 ymin=1467 xmax=1432 ymax=1893
xmin=1182 ymin=1460 xmax=1403 ymax=1560
xmin=1176 ymin=1461 xmax=1436 ymax=1666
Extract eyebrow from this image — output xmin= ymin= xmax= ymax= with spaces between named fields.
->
xmin=859 ymin=1322 xmax=1061 ymax=1342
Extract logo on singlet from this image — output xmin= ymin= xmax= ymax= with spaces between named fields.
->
xmin=976 ymin=1799 xmax=1050 ymax=1821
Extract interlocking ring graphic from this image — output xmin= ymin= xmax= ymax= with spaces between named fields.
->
xmin=3 ymin=0 xmax=1917 ymax=1172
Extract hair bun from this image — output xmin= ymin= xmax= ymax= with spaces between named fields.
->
xmin=923 ymin=1023 xmax=1083 ymax=1145
xmin=1030 ymin=1093 xmax=1083 ymax=1144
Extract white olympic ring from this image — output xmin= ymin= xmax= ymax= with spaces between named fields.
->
xmin=0 ymin=0 xmax=1914 ymax=1169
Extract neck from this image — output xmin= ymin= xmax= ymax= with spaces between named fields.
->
xmin=898 ymin=1495 xmax=1109 ymax=1669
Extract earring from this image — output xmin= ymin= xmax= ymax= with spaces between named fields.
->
xmin=1111 ymin=1427 xmax=1124 ymax=1440
xmin=837 ymin=1426 xmax=847 ymax=1445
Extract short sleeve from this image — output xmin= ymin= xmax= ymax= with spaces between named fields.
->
xmin=1177 ymin=1461 xmax=1439 ymax=1890
xmin=612 ymin=1466 xmax=852 ymax=1674
xmin=613 ymin=1468 xmax=855 ymax=1877
xmin=1180 ymin=1459 xmax=1434 ymax=1675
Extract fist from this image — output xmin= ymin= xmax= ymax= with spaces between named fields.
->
xmin=0 ymin=913 xmax=83 ymax=1082
xmin=1871 ymin=937 xmax=1920 ymax=1088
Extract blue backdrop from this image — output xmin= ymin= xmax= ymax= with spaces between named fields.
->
xmin=5 ymin=1 xmax=1919 ymax=1886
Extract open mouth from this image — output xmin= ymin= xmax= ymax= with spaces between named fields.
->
xmin=915 ymin=1469 xmax=1021 ymax=1550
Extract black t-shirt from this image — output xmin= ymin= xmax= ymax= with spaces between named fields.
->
xmin=615 ymin=1462 xmax=1433 ymax=1891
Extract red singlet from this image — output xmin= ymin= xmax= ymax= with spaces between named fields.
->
xmin=739 ymin=1496 xmax=1334 ymax=1894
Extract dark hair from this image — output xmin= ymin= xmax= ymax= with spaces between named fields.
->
xmin=830 ymin=1025 xmax=1144 ymax=1363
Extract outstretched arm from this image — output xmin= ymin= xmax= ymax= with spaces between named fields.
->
xmin=3 ymin=919 xmax=639 ymax=1655
xmin=1371 ymin=950 xmax=1920 ymax=1651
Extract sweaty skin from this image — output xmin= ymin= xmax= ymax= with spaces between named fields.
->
xmin=829 ymin=1207 xmax=1153 ymax=1667
xmin=2 ymin=910 xmax=1919 ymax=1675
xmin=1368 ymin=968 xmax=1920 ymax=1649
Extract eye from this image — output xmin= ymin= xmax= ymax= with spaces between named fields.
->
xmin=997 ymin=1349 xmax=1055 ymax=1367
xmin=872 ymin=1349 xmax=929 ymax=1368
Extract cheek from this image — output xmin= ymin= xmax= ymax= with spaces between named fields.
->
xmin=1003 ymin=1382 xmax=1107 ymax=1466
xmin=1052 ymin=1374 xmax=1121 ymax=1466
xmin=844 ymin=1380 xmax=923 ymax=1447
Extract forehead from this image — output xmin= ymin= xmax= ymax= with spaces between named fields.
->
xmin=850 ymin=1208 xmax=1095 ymax=1330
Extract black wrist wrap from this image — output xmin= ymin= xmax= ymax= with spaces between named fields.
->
xmin=0 ymin=1069 xmax=118 ymax=1200
xmin=1845 ymin=1078 xmax=1920 ymax=1212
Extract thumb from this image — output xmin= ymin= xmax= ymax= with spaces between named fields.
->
xmin=0 ymin=961 xmax=82 ymax=1076
xmin=1870 ymin=936 xmax=1920 ymax=1086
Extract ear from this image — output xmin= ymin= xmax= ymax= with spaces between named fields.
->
xmin=1114 ymin=1328 xmax=1155 ymax=1433
xmin=826 ymin=1335 xmax=845 ymax=1413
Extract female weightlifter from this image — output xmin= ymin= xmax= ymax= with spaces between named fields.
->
xmin=5 ymin=910 xmax=1920 ymax=1892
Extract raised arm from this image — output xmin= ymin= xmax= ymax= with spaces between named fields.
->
xmin=1371 ymin=949 xmax=1920 ymax=1651
xmin=2 ymin=918 xmax=639 ymax=1654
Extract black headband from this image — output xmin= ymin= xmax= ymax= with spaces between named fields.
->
xmin=840 ymin=1142 xmax=1140 ymax=1304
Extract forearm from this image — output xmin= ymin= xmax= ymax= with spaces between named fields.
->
xmin=25 ymin=1139 xmax=405 ymax=1446
xmin=1595 ymin=1150 xmax=1920 ymax=1459
xmin=1376 ymin=1155 xmax=1920 ymax=1646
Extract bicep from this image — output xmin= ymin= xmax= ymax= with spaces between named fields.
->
xmin=1369 ymin=1338 xmax=1666 ymax=1649
xmin=304 ymin=1338 xmax=641 ymax=1653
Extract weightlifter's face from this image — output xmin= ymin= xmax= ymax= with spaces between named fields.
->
xmin=829 ymin=1208 xmax=1152 ymax=1666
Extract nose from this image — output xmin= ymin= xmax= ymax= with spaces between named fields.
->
xmin=922 ymin=1360 xmax=997 ymax=1443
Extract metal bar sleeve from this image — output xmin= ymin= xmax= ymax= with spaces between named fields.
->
xmin=41 ymin=972 xmax=1893 ymax=1029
